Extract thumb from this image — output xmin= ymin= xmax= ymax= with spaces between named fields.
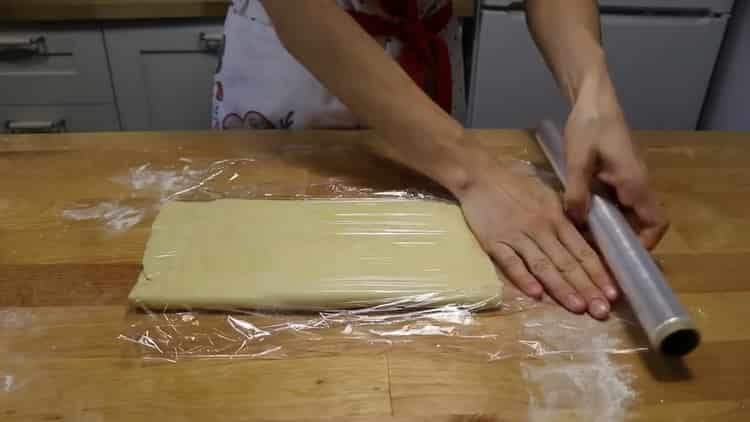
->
xmin=564 ymin=142 xmax=596 ymax=224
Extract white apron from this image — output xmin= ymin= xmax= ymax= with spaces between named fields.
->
xmin=212 ymin=0 xmax=465 ymax=130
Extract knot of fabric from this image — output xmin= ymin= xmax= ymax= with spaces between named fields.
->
xmin=347 ymin=0 xmax=454 ymax=113
xmin=401 ymin=21 xmax=428 ymax=44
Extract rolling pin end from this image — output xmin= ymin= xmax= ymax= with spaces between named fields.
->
xmin=654 ymin=317 xmax=701 ymax=357
xmin=536 ymin=120 xmax=701 ymax=357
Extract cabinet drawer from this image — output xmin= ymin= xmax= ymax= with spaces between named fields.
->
xmin=105 ymin=21 xmax=224 ymax=131
xmin=0 ymin=27 xmax=114 ymax=105
xmin=1 ymin=104 xmax=120 ymax=133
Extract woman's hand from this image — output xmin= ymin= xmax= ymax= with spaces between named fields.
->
xmin=455 ymin=160 xmax=619 ymax=319
xmin=261 ymin=0 xmax=656 ymax=319
xmin=564 ymin=80 xmax=669 ymax=249
xmin=372 ymin=126 xmax=622 ymax=320
xmin=525 ymin=0 xmax=668 ymax=250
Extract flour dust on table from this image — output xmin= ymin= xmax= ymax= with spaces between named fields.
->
xmin=62 ymin=201 xmax=145 ymax=233
xmin=520 ymin=308 xmax=643 ymax=422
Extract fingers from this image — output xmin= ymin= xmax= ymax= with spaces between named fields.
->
xmin=491 ymin=244 xmax=544 ymax=299
xmin=556 ymin=220 xmax=619 ymax=301
xmin=491 ymin=214 xmax=618 ymax=319
xmin=564 ymin=112 xmax=669 ymax=249
xmin=506 ymin=235 xmax=587 ymax=314
xmin=633 ymin=201 xmax=669 ymax=250
xmin=564 ymin=136 xmax=597 ymax=224
xmin=534 ymin=231 xmax=612 ymax=320
xmin=600 ymin=167 xmax=669 ymax=249
xmin=639 ymin=224 xmax=668 ymax=250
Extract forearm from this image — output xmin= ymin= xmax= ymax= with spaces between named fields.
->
xmin=261 ymin=0 xmax=488 ymax=194
xmin=525 ymin=0 xmax=619 ymax=110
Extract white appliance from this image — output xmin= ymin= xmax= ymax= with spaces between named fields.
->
xmin=468 ymin=0 xmax=734 ymax=129
xmin=700 ymin=1 xmax=749 ymax=131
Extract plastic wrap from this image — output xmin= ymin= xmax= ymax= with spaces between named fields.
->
xmin=107 ymin=143 xmax=648 ymax=363
xmin=120 ymin=295 xmax=647 ymax=362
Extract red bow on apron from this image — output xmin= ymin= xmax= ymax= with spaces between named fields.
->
xmin=348 ymin=0 xmax=454 ymax=113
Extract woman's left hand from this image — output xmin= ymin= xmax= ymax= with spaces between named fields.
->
xmin=563 ymin=82 xmax=669 ymax=250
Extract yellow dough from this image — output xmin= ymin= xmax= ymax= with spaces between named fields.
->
xmin=129 ymin=199 xmax=503 ymax=311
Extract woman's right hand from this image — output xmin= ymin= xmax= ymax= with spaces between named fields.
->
xmin=369 ymin=128 xmax=618 ymax=320
xmin=261 ymin=0 xmax=624 ymax=320
xmin=455 ymin=162 xmax=619 ymax=320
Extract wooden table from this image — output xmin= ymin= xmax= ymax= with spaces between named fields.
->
xmin=1 ymin=129 xmax=749 ymax=421
xmin=0 ymin=0 xmax=476 ymax=22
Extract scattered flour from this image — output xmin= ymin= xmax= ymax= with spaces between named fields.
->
xmin=520 ymin=310 xmax=641 ymax=422
xmin=0 ymin=308 xmax=33 ymax=329
xmin=112 ymin=163 xmax=205 ymax=203
xmin=3 ymin=375 xmax=15 ymax=393
xmin=62 ymin=201 xmax=145 ymax=232
xmin=61 ymin=161 xmax=222 ymax=233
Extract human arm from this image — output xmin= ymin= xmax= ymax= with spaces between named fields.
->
xmin=261 ymin=0 xmax=619 ymax=318
xmin=525 ymin=0 xmax=669 ymax=248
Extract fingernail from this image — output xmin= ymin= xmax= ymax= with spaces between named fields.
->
xmin=566 ymin=294 xmax=585 ymax=312
xmin=590 ymin=298 xmax=610 ymax=319
xmin=604 ymin=286 xmax=618 ymax=301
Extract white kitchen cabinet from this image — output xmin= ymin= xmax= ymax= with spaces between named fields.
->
xmin=104 ymin=21 xmax=224 ymax=131
xmin=0 ymin=104 xmax=120 ymax=133
xmin=0 ymin=26 xmax=120 ymax=133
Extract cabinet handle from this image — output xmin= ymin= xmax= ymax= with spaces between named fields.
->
xmin=5 ymin=119 xmax=66 ymax=134
xmin=199 ymin=32 xmax=224 ymax=52
xmin=0 ymin=36 xmax=47 ymax=59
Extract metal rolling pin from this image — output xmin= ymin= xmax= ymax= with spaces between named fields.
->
xmin=535 ymin=120 xmax=700 ymax=356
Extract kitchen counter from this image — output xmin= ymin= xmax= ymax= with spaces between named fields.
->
xmin=1 ymin=129 xmax=749 ymax=420
xmin=0 ymin=0 xmax=476 ymax=22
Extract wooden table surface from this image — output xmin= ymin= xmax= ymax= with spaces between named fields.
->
xmin=1 ymin=129 xmax=749 ymax=421
xmin=0 ymin=0 xmax=476 ymax=22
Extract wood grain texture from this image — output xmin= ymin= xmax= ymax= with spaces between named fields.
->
xmin=0 ymin=0 xmax=476 ymax=22
xmin=1 ymin=129 xmax=749 ymax=421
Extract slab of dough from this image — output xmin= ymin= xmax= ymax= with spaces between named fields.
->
xmin=129 ymin=199 xmax=503 ymax=311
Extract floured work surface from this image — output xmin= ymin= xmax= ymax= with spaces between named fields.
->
xmin=128 ymin=199 xmax=503 ymax=311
